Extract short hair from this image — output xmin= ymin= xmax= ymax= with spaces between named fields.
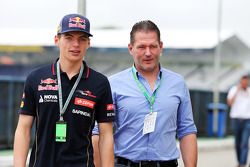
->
xmin=130 ymin=20 xmax=161 ymax=44
xmin=241 ymin=75 xmax=248 ymax=80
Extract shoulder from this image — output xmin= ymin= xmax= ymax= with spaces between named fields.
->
xmin=23 ymin=64 xmax=53 ymax=92
xmin=161 ymin=67 xmax=185 ymax=82
xmin=26 ymin=64 xmax=52 ymax=81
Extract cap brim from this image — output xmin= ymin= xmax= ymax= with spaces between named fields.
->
xmin=58 ymin=29 xmax=93 ymax=37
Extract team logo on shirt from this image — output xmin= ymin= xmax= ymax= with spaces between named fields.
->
xmin=74 ymin=97 xmax=95 ymax=109
xmin=38 ymin=78 xmax=58 ymax=91
xmin=72 ymin=109 xmax=91 ymax=117
xmin=76 ymin=90 xmax=96 ymax=98
xmin=39 ymin=95 xmax=58 ymax=103
xmin=40 ymin=78 xmax=57 ymax=84
xmin=38 ymin=85 xmax=58 ymax=91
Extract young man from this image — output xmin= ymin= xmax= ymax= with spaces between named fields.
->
xmin=227 ymin=75 xmax=250 ymax=167
xmin=14 ymin=14 xmax=115 ymax=167
xmin=93 ymin=20 xmax=197 ymax=167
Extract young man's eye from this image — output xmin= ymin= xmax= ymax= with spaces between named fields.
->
xmin=80 ymin=37 xmax=88 ymax=41
xmin=64 ymin=36 xmax=72 ymax=40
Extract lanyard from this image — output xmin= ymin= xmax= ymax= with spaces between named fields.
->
xmin=132 ymin=67 xmax=162 ymax=113
xmin=56 ymin=61 xmax=84 ymax=121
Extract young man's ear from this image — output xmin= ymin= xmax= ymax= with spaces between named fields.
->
xmin=87 ymin=40 xmax=90 ymax=49
xmin=54 ymin=35 xmax=59 ymax=46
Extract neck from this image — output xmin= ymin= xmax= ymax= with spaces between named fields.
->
xmin=59 ymin=59 xmax=82 ymax=79
xmin=137 ymin=68 xmax=159 ymax=91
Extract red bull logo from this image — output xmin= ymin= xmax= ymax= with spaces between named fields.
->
xmin=69 ymin=16 xmax=85 ymax=29
xmin=38 ymin=85 xmax=58 ymax=91
xmin=41 ymin=78 xmax=57 ymax=85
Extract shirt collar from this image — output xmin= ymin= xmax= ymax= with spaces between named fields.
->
xmin=132 ymin=64 xmax=162 ymax=79
xmin=51 ymin=58 xmax=90 ymax=79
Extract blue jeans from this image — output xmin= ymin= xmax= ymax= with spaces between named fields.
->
xmin=232 ymin=118 xmax=250 ymax=165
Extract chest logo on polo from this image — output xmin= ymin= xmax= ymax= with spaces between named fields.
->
xmin=76 ymin=90 xmax=96 ymax=98
xmin=38 ymin=85 xmax=58 ymax=91
xmin=72 ymin=109 xmax=91 ymax=117
xmin=39 ymin=95 xmax=58 ymax=103
xmin=41 ymin=78 xmax=57 ymax=84
xmin=74 ymin=97 xmax=95 ymax=109
xmin=38 ymin=78 xmax=58 ymax=91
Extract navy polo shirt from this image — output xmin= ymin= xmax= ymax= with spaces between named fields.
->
xmin=19 ymin=60 xmax=115 ymax=167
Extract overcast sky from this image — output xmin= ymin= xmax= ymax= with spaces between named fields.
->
xmin=1 ymin=0 xmax=250 ymax=46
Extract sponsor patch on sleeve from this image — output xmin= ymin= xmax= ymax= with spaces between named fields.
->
xmin=107 ymin=112 xmax=115 ymax=117
xmin=20 ymin=101 xmax=24 ymax=108
xmin=106 ymin=104 xmax=114 ymax=111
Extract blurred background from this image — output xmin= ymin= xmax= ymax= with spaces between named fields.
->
xmin=0 ymin=0 xmax=250 ymax=166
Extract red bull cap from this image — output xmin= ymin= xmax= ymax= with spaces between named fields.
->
xmin=57 ymin=14 xmax=93 ymax=37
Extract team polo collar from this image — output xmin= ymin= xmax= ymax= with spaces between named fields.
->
xmin=51 ymin=58 xmax=90 ymax=79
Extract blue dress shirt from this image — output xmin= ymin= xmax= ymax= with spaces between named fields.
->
xmin=109 ymin=66 xmax=197 ymax=162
